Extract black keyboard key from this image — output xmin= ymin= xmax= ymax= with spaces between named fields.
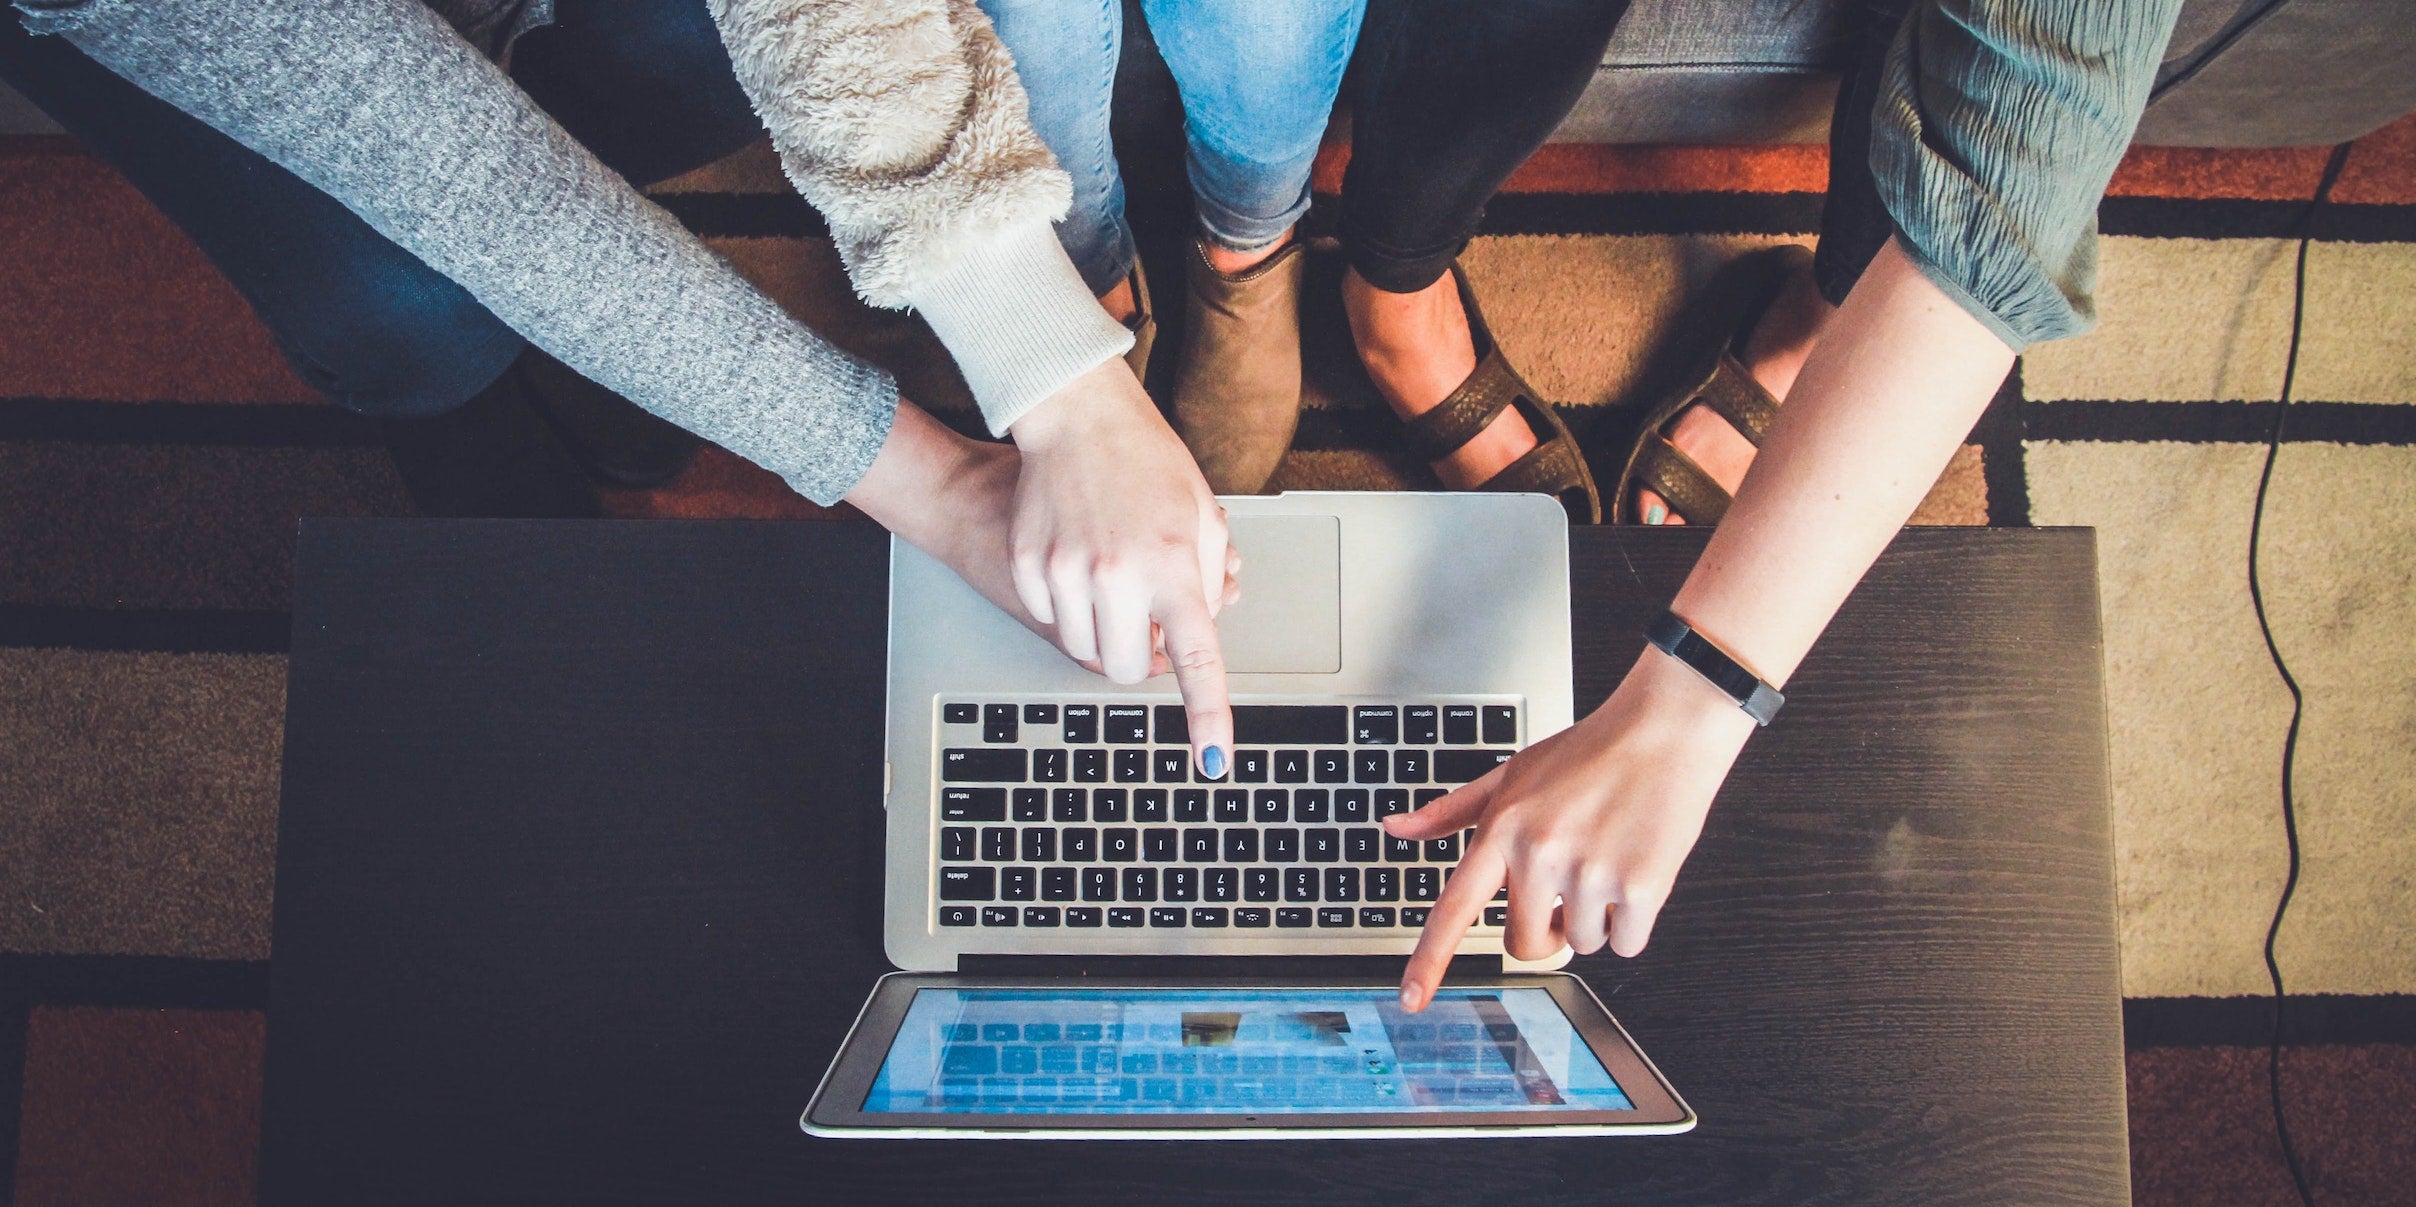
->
xmin=1232 ymin=705 xmax=1348 ymax=744
xmin=1153 ymin=705 xmax=1189 ymax=747
xmin=1284 ymin=868 xmax=1320 ymax=902
xmin=1253 ymin=789 xmax=1289 ymax=823
xmin=941 ymin=827 xmax=975 ymax=861
xmin=1336 ymin=789 xmax=1371 ymax=823
xmin=1114 ymin=749 xmax=1149 ymax=783
xmin=1102 ymin=828 xmax=1138 ymax=862
xmin=1273 ymin=750 xmax=1309 ymax=783
xmin=1236 ymin=907 xmax=1272 ymax=927
xmin=1082 ymin=868 xmax=1116 ymax=901
xmin=1366 ymin=867 xmax=1399 ymax=900
xmin=1205 ymin=867 xmax=1238 ymax=902
xmin=1345 ymin=828 xmax=1381 ymax=862
xmin=1024 ymin=703 xmax=1057 ymax=725
xmin=1361 ymin=907 xmax=1397 ymax=928
xmin=1025 ymin=906 xmax=1061 ymax=927
xmin=1276 ymin=907 xmax=1313 ymax=928
xmin=939 ymin=905 xmax=976 ymax=926
xmin=1313 ymin=749 xmax=1350 ymax=783
xmin=1401 ymin=906 xmax=1431 ymax=926
xmin=1068 ymin=907 xmax=1103 ymax=927
xmin=1264 ymin=827 xmax=1301 ymax=862
xmin=1434 ymin=749 xmax=1512 ymax=783
xmin=1405 ymin=705 xmax=1440 ymax=744
xmin=1042 ymin=867 xmax=1075 ymax=900
xmin=1144 ymin=828 xmax=1179 ymax=862
xmin=1192 ymin=907 xmax=1229 ymax=927
xmin=1393 ymin=749 xmax=1430 ymax=783
xmin=1104 ymin=705 xmax=1149 ymax=744
xmin=1442 ymin=706 xmax=1479 ymax=744
xmin=981 ymin=827 xmax=1015 ymax=861
xmin=1062 ymin=705 xmax=1098 ymax=744
xmin=1134 ymin=789 xmax=1169 ymax=822
xmin=1483 ymin=905 xmax=1509 ymax=927
xmin=1305 ymin=828 xmax=1341 ymax=862
xmin=1385 ymin=835 xmax=1420 ymax=862
xmin=1052 ymin=788 xmax=1087 ymax=822
xmin=1163 ymin=868 xmax=1198 ymax=901
xmin=1245 ymin=868 xmax=1279 ymax=901
xmin=944 ymin=702 xmax=979 ymax=725
xmin=1353 ymin=750 xmax=1390 ymax=783
xmin=1235 ymin=749 xmax=1271 ymax=782
xmin=1001 ymin=866 xmax=1036 ymax=900
xmin=982 ymin=906 xmax=1018 ymax=926
xmin=1317 ymin=907 xmax=1355 ymax=927
xmin=1325 ymin=868 xmax=1360 ymax=902
xmin=1093 ymin=789 xmax=1129 ymax=822
xmin=1153 ymin=749 xmax=1189 ymax=783
xmin=1415 ymin=788 xmax=1449 ymax=808
xmin=1482 ymin=705 xmax=1519 ymax=744
xmin=1294 ymin=789 xmax=1330 ymax=823
xmin=1213 ymin=789 xmax=1250 ymax=824
xmin=1173 ymin=789 xmax=1209 ymax=823
xmin=942 ymin=748 xmax=1027 ymax=783
xmin=1352 ymin=706 xmax=1399 ymax=745
xmin=1184 ymin=828 xmax=1220 ymax=862
xmin=1223 ymin=828 xmax=1259 ymax=863
xmin=1108 ymin=907 xmax=1145 ymax=927
xmin=942 ymin=787 xmax=1007 ymax=822
xmin=1149 ymin=907 xmax=1187 ymax=928
xmin=1374 ymin=789 xmax=1410 ymax=819
xmin=1121 ymin=868 xmax=1157 ymax=901
xmin=1073 ymin=748 xmax=1107 ymax=783
xmin=1407 ymin=868 xmax=1442 ymax=901
xmin=1424 ymin=833 xmax=1461 ymax=862
xmin=1063 ymin=827 xmax=1098 ymax=862
xmin=982 ymin=704 xmax=1018 ymax=744
xmin=1012 ymin=788 xmax=1048 ymax=821
xmin=940 ymin=867 xmax=994 ymax=900
xmin=1033 ymin=749 xmax=1067 ymax=783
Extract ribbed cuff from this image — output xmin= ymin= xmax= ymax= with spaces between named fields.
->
xmin=903 ymin=220 xmax=1134 ymax=436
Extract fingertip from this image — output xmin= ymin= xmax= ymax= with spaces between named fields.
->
xmin=1398 ymin=981 xmax=1427 ymax=1013
xmin=1200 ymin=744 xmax=1228 ymax=780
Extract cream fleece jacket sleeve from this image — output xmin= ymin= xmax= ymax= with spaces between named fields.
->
xmin=709 ymin=0 xmax=1132 ymax=435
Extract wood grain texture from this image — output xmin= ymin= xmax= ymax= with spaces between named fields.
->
xmin=264 ymin=521 xmax=2125 ymax=1206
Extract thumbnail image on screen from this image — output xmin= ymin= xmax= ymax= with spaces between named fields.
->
xmin=863 ymin=988 xmax=1632 ymax=1115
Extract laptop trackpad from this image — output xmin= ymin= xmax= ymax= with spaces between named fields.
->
xmin=1218 ymin=515 xmax=1340 ymax=674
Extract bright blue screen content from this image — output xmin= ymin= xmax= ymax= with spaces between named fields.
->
xmin=863 ymin=988 xmax=1632 ymax=1115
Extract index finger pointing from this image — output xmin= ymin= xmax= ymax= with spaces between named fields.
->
xmin=1153 ymin=588 xmax=1233 ymax=779
xmin=1399 ymin=840 xmax=1505 ymax=1012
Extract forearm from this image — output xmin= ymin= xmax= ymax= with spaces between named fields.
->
xmin=1670 ymin=238 xmax=2012 ymax=686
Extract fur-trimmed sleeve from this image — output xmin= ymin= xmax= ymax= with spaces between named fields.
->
xmin=710 ymin=0 xmax=1131 ymax=434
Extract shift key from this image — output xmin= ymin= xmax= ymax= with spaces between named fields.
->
xmin=1432 ymin=749 xmax=1513 ymax=783
xmin=942 ymin=748 xmax=1029 ymax=782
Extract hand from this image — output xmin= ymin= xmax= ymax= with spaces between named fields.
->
xmin=1388 ymin=646 xmax=1759 ymax=1011
xmin=1007 ymin=358 xmax=1237 ymax=774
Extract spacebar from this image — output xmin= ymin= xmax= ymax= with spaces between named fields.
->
xmin=1231 ymin=705 xmax=1348 ymax=744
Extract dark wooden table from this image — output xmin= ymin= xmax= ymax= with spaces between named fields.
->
xmin=265 ymin=519 xmax=2126 ymax=1205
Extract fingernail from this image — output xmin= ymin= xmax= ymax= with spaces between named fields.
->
xmin=1643 ymin=502 xmax=1667 ymax=525
xmin=1201 ymin=745 xmax=1227 ymax=779
xmin=1399 ymin=983 xmax=1423 ymax=1011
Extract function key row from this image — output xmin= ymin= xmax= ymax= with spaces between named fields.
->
xmin=942 ymin=703 xmax=1519 ymax=747
xmin=941 ymin=747 xmax=1513 ymax=785
xmin=940 ymin=905 xmax=1441 ymax=929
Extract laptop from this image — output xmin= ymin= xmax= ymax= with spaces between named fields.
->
xmin=805 ymin=492 xmax=1694 ymax=1137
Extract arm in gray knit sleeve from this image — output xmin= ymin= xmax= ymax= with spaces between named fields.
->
xmin=19 ymin=0 xmax=897 ymax=506
xmin=1869 ymin=0 xmax=2183 ymax=350
xmin=709 ymin=0 xmax=1133 ymax=435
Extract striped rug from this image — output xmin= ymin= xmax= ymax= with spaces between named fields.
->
xmin=3 ymin=116 xmax=2413 ymax=1202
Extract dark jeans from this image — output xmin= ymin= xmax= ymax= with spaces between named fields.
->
xmin=1338 ymin=0 xmax=1910 ymax=300
xmin=0 ymin=0 xmax=762 ymax=417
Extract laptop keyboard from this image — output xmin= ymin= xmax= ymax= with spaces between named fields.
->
xmin=931 ymin=700 xmax=1518 ymax=933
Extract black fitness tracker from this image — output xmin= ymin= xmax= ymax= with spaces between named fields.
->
xmin=1644 ymin=609 xmax=1785 ymax=726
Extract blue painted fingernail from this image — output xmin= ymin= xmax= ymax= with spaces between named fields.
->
xmin=1643 ymin=502 xmax=1667 ymax=525
xmin=1201 ymin=745 xmax=1227 ymax=779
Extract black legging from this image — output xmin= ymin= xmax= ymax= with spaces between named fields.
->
xmin=1338 ymin=0 xmax=1914 ymax=301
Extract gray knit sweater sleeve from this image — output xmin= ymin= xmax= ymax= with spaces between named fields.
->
xmin=1870 ymin=0 xmax=2182 ymax=351
xmin=20 ymin=0 xmax=896 ymax=505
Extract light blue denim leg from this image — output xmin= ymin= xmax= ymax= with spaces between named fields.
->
xmin=1141 ymin=0 xmax=1366 ymax=252
xmin=977 ymin=0 xmax=1135 ymax=296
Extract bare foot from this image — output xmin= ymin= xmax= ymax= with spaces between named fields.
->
xmin=1342 ymin=266 xmax=1539 ymax=489
xmin=1635 ymin=259 xmax=1835 ymax=524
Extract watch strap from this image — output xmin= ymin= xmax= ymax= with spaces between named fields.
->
xmin=1644 ymin=609 xmax=1785 ymax=726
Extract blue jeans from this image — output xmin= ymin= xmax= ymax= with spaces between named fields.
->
xmin=0 ymin=0 xmax=762 ymax=417
xmin=980 ymin=0 xmax=1366 ymax=296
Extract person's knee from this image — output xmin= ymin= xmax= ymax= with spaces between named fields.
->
xmin=273 ymin=278 xmax=524 ymax=419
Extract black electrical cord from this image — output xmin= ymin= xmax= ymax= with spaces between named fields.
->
xmin=2248 ymin=138 xmax=2352 ymax=1207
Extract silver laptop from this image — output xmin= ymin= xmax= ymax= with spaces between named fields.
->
xmin=807 ymin=492 xmax=1695 ymax=1137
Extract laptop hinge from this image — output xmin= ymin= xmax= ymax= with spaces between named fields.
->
xmin=955 ymin=954 xmax=1501 ymax=981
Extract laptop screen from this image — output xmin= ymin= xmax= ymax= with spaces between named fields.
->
xmin=861 ymin=987 xmax=1633 ymax=1115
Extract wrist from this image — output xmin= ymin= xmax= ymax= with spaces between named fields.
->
xmin=1620 ymin=645 xmax=1761 ymax=743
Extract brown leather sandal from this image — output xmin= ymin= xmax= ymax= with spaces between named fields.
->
xmin=1397 ymin=264 xmax=1603 ymax=524
xmin=1611 ymin=244 xmax=1807 ymax=525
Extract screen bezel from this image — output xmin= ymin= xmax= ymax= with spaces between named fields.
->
xmin=803 ymin=972 xmax=1694 ymax=1138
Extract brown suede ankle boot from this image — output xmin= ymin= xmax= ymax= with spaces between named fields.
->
xmin=1122 ymin=258 xmax=1158 ymax=385
xmin=1171 ymin=237 xmax=1305 ymax=494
